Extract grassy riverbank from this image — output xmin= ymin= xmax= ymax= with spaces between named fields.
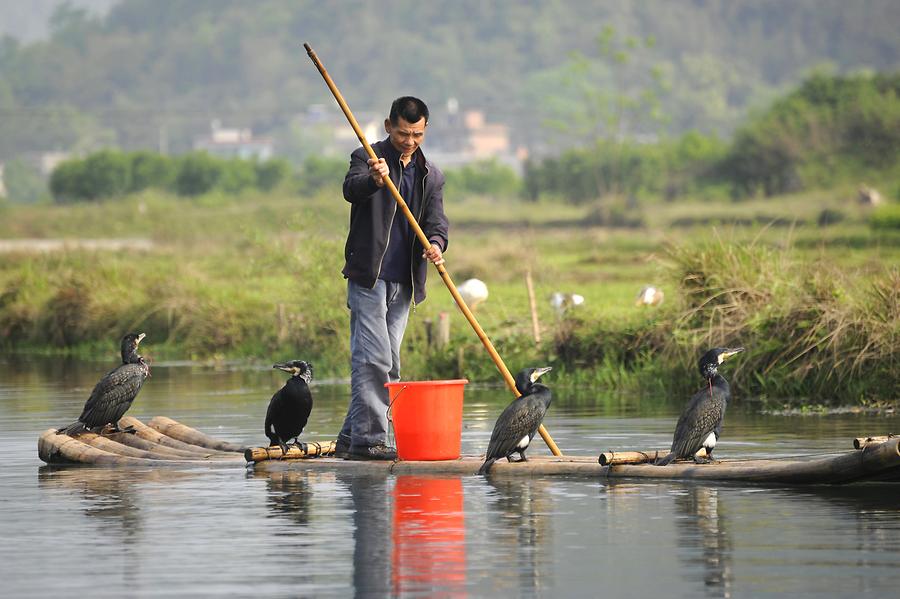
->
xmin=1 ymin=186 xmax=898 ymax=405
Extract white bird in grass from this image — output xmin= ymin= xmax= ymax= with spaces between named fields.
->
xmin=549 ymin=292 xmax=585 ymax=317
xmin=636 ymin=285 xmax=664 ymax=307
xmin=458 ymin=278 xmax=489 ymax=310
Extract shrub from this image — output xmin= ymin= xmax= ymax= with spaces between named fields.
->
xmin=174 ymin=152 xmax=222 ymax=196
xmin=255 ymin=158 xmax=291 ymax=191
xmin=217 ymin=158 xmax=257 ymax=194
xmin=81 ymin=150 xmax=132 ymax=199
xmin=49 ymin=158 xmax=89 ymax=203
xmin=444 ymin=159 xmax=520 ymax=197
xmin=870 ymin=203 xmax=900 ymax=230
xmin=297 ymin=155 xmax=346 ymax=195
xmin=129 ymin=150 xmax=175 ymax=192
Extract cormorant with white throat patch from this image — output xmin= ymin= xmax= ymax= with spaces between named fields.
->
xmin=57 ymin=333 xmax=150 ymax=435
xmin=265 ymin=360 xmax=314 ymax=455
xmin=656 ymin=347 xmax=744 ymax=466
xmin=478 ymin=367 xmax=552 ymax=475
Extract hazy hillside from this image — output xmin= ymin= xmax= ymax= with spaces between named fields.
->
xmin=0 ymin=0 xmax=897 ymax=162
xmin=0 ymin=0 xmax=114 ymax=42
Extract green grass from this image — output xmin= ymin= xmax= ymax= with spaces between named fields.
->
xmin=1 ymin=187 xmax=898 ymax=404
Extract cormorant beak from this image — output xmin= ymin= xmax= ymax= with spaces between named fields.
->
xmin=718 ymin=347 xmax=745 ymax=363
xmin=273 ymin=362 xmax=292 ymax=373
xmin=531 ymin=367 xmax=553 ymax=383
xmin=136 ymin=333 xmax=146 ymax=345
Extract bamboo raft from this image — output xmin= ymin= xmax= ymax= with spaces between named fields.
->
xmin=38 ymin=418 xmax=899 ymax=485
xmin=38 ymin=416 xmax=249 ymax=467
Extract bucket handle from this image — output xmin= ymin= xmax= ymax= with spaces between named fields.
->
xmin=386 ymin=384 xmax=407 ymax=450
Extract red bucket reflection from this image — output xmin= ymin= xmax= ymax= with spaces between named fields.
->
xmin=392 ymin=476 xmax=467 ymax=596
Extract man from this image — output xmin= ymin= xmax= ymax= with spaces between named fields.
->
xmin=336 ymin=96 xmax=449 ymax=460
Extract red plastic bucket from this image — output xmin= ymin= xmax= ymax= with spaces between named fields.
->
xmin=386 ymin=379 xmax=468 ymax=461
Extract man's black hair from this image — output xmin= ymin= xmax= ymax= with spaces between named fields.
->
xmin=389 ymin=96 xmax=429 ymax=125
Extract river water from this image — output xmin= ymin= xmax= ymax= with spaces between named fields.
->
xmin=1 ymin=356 xmax=898 ymax=598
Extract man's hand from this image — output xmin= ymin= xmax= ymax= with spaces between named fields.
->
xmin=423 ymin=243 xmax=444 ymax=266
xmin=368 ymin=157 xmax=389 ymax=187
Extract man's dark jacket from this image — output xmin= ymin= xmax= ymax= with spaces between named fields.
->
xmin=342 ymin=138 xmax=449 ymax=304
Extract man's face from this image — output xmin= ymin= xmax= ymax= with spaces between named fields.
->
xmin=385 ymin=116 xmax=426 ymax=159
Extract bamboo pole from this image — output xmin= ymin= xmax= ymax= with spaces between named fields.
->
xmin=303 ymin=42 xmax=561 ymax=456
xmin=598 ymin=448 xmax=708 ymax=466
xmin=853 ymin=434 xmax=895 ymax=450
xmin=245 ymin=441 xmax=337 ymax=463
xmin=606 ymin=437 xmax=900 ymax=484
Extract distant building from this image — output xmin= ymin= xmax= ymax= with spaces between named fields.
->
xmin=194 ymin=120 xmax=274 ymax=160
xmin=38 ymin=151 xmax=70 ymax=176
xmin=463 ymin=110 xmax=510 ymax=158
xmin=426 ymin=105 xmax=524 ymax=173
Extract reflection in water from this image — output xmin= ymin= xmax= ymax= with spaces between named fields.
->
xmin=257 ymin=469 xmax=314 ymax=528
xmin=673 ymin=486 xmax=733 ymax=599
xmin=335 ymin=472 xmax=393 ymax=598
xmin=392 ymin=476 xmax=466 ymax=597
xmin=37 ymin=466 xmax=155 ymax=538
xmin=485 ymin=477 xmax=553 ymax=595
xmin=329 ymin=473 xmax=468 ymax=597
xmin=36 ymin=466 xmax=190 ymax=590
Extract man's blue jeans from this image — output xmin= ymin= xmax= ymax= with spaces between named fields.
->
xmin=338 ymin=279 xmax=412 ymax=448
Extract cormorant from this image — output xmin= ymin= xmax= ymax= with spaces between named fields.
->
xmin=57 ymin=333 xmax=150 ymax=435
xmin=656 ymin=347 xmax=744 ymax=466
xmin=265 ymin=360 xmax=314 ymax=455
xmin=478 ymin=367 xmax=553 ymax=475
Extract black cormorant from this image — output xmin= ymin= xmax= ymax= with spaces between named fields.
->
xmin=478 ymin=367 xmax=552 ymax=475
xmin=265 ymin=360 xmax=314 ymax=455
xmin=656 ymin=347 xmax=744 ymax=466
xmin=57 ymin=333 xmax=150 ymax=435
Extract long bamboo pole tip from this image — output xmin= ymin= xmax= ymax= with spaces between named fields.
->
xmin=303 ymin=42 xmax=313 ymax=53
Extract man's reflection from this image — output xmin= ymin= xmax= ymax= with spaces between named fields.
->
xmin=335 ymin=472 xmax=393 ymax=598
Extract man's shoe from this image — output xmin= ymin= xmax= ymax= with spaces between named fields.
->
xmin=334 ymin=437 xmax=351 ymax=459
xmin=347 ymin=443 xmax=397 ymax=461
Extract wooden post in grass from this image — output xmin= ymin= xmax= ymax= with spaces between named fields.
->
xmin=525 ymin=268 xmax=541 ymax=344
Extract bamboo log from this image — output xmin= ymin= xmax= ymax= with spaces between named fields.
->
xmin=37 ymin=429 xmax=242 ymax=467
xmin=607 ymin=437 xmax=900 ymax=484
xmin=853 ymin=434 xmax=895 ymax=450
xmin=599 ymin=448 xmax=707 ymax=466
xmin=101 ymin=429 xmax=226 ymax=459
xmin=245 ymin=441 xmax=337 ymax=463
xmin=252 ymin=454 xmax=603 ymax=476
xmin=119 ymin=416 xmax=236 ymax=456
xmin=148 ymin=416 xmax=246 ymax=452
xmin=77 ymin=432 xmax=209 ymax=460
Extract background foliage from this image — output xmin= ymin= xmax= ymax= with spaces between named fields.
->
xmin=0 ymin=0 xmax=898 ymax=162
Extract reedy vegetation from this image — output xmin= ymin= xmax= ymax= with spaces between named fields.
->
xmin=1 ymin=189 xmax=897 ymax=405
